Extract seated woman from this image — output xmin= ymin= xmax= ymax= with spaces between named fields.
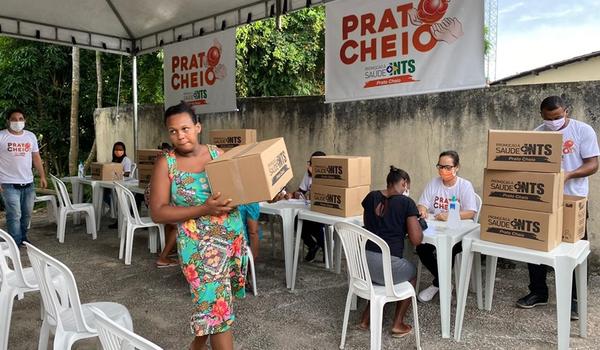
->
xmin=105 ymin=142 xmax=133 ymax=229
xmin=416 ymin=150 xmax=478 ymax=302
xmin=360 ymin=166 xmax=423 ymax=337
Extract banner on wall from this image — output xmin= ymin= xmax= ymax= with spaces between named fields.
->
xmin=163 ymin=29 xmax=236 ymax=114
xmin=325 ymin=0 xmax=485 ymax=103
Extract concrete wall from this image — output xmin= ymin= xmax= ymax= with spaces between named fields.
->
xmin=95 ymin=81 xmax=600 ymax=264
xmin=502 ymin=56 xmax=600 ymax=85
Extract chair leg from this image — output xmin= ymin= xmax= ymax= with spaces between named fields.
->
xmin=369 ymin=299 xmax=384 ymax=350
xmin=415 ymin=260 xmax=422 ymax=294
xmin=291 ymin=219 xmax=304 ymax=291
xmin=484 ymin=256 xmax=498 ymax=311
xmin=119 ymin=223 xmax=127 ymax=259
xmin=158 ymin=225 xmax=166 ymax=252
xmin=339 ymin=288 xmax=354 ymax=349
xmin=247 ymin=248 xmax=257 ymax=296
xmin=0 ymin=288 xmax=16 ymax=350
xmin=125 ymin=225 xmax=135 ymax=265
xmin=37 ymin=319 xmax=51 ymax=350
xmin=85 ymin=209 xmax=97 ymax=239
xmin=57 ymin=211 xmax=66 ymax=243
xmin=149 ymin=227 xmax=158 ymax=254
xmin=412 ymin=296 xmax=421 ymax=350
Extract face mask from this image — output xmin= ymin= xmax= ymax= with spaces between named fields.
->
xmin=543 ymin=117 xmax=565 ymax=131
xmin=403 ymin=189 xmax=410 ymax=197
xmin=10 ymin=121 xmax=25 ymax=132
xmin=439 ymin=168 xmax=456 ymax=182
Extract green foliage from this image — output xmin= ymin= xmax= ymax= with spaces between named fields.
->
xmin=236 ymin=6 xmax=325 ymax=97
xmin=0 ymin=37 xmax=163 ymax=176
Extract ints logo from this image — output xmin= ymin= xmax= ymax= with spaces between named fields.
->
xmin=315 ymin=165 xmax=344 ymax=180
xmin=487 ymin=215 xmax=541 ymax=240
xmin=386 ymin=59 xmax=416 ymax=76
xmin=314 ymin=193 xmax=343 ymax=205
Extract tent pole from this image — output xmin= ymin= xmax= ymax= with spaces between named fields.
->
xmin=132 ymin=55 xmax=139 ymax=156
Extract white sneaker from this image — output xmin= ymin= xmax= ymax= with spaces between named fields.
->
xmin=418 ymin=285 xmax=439 ymax=302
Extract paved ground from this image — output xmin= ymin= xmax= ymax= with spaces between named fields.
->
xmin=4 ymin=210 xmax=600 ymax=349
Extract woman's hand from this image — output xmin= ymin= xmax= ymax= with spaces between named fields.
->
xmin=417 ymin=205 xmax=428 ymax=219
xmin=204 ymin=192 xmax=233 ymax=216
xmin=435 ymin=212 xmax=449 ymax=221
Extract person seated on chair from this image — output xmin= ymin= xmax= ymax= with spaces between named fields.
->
xmin=360 ymin=166 xmax=423 ymax=337
xmin=415 ymin=150 xmax=478 ymax=302
xmin=105 ymin=141 xmax=133 ymax=229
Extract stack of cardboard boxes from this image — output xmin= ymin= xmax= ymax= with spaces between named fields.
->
xmin=136 ymin=149 xmax=163 ymax=187
xmin=480 ymin=130 xmax=586 ymax=251
xmin=208 ymin=129 xmax=257 ymax=151
xmin=309 ymin=156 xmax=371 ymax=217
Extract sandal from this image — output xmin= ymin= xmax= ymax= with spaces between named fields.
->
xmin=390 ymin=325 xmax=412 ymax=338
xmin=156 ymin=259 xmax=179 ymax=268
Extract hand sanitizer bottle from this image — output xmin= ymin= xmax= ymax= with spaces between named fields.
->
xmin=447 ymin=195 xmax=461 ymax=229
xmin=78 ymin=161 xmax=85 ymax=178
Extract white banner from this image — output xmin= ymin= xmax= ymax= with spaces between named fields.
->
xmin=163 ymin=30 xmax=236 ymax=114
xmin=325 ymin=0 xmax=485 ymax=103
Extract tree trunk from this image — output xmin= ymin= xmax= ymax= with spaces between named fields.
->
xmin=84 ymin=139 xmax=96 ymax=171
xmin=82 ymin=50 xmax=102 ymax=171
xmin=68 ymin=47 xmax=80 ymax=176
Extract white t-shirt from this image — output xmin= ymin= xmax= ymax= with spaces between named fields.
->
xmin=299 ymin=171 xmax=312 ymax=192
xmin=121 ymin=156 xmax=132 ymax=173
xmin=418 ymin=176 xmax=478 ymax=216
xmin=0 ymin=129 xmax=40 ymax=184
xmin=535 ymin=119 xmax=600 ymax=196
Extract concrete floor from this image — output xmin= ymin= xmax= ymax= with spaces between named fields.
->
xmin=4 ymin=210 xmax=600 ymax=350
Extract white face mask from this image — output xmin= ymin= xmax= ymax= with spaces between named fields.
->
xmin=9 ymin=121 xmax=25 ymax=132
xmin=543 ymin=117 xmax=565 ymax=131
xmin=403 ymin=189 xmax=410 ymax=197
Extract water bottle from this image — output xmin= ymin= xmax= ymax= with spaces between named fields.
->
xmin=447 ymin=195 xmax=461 ymax=229
xmin=77 ymin=161 xmax=85 ymax=178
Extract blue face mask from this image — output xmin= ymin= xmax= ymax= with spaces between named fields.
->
xmin=543 ymin=117 xmax=565 ymax=131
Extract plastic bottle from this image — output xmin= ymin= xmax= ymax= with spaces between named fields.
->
xmin=78 ymin=161 xmax=85 ymax=178
xmin=447 ymin=195 xmax=461 ymax=229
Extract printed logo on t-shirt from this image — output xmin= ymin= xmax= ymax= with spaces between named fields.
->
xmin=433 ymin=196 xmax=460 ymax=211
xmin=563 ymin=139 xmax=576 ymax=155
xmin=7 ymin=142 xmax=32 ymax=157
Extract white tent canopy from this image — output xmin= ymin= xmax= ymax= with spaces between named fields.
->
xmin=0 ymin=0 xmax=328 ymax=55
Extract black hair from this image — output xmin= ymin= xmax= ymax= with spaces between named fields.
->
xmin=386 ymin=166 xmax=410 ymax=187
xmin=439 ymin=150 xmax=460 ymax=166
xmin=159 ymin=142 xmax=173 ymax=151
xmin=4 ymin=108 xmax=26 ymax=120
xmin=540 ymin=96 xmax=566 ymax=112
xmin=310 ymin=151 xmax=326 ymax=159
xmin=112 ymin=142 xmax=127 ymax=163
xmin=164 ymin=102 xmax=199 ymax=125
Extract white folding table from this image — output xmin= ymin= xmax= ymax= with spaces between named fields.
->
xmin=454 ymin=231 xmax=589 ymax=350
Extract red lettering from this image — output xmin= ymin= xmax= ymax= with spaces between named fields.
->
xmin=360 ymin=13 xmax=376 ymax=36
xmin=171 ymin=56 xmax=180 ymax=73
xmin=396 ymin=4 xmax=412 ymax=27
xmin=342 ymin=15 xmax=359 ymax=40
xmin=180 ymin=73 xmax=189 ymax=89
xmin=360 ymin=38 xmax=377 ymax=62
xmin=378 ymin=9 xmax=398 ymax=32
xmin=180 ymin=56 xmax=189 ymax=71
xmin=171 ymin=74 xmax=180 ymax=90
xmin=189 ymin=54 xmax=198 ymax=70
xmin=340 ymin=40 xmax=359 ymax=64
xmin=191 ymin=71 xmax=198 ymax=88
xmin=413 ymin=24 xmax=436 ymax=52
xmin=205 ymin=67 xmax=216 ymax=86
xmin=198 ymin=52 xmax=205 ymax=68
xmin=381 ymin=34 xmax=396 ymax=58
xmin=401 ymin=31 xmax=409 ymax=55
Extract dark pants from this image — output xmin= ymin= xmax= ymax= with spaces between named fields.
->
xmin=297 ymin=219 xmax=325 ymax=250
xmin=416 ymin=242 xmax=463 ymax=287
xmin=527 ymin=208 xmax=589 ymax=298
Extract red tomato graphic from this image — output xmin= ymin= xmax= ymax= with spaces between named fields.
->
xmin=417 ymin=0 xmax=449 ymax=24
xmin=207 ymin=46 xmax=221 ymax=67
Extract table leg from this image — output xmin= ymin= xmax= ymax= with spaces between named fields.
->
xmin=454 ymin=237 xmax=474 ymax=341
xmin=92 ymin=183 xmax=102 ymax=231
xmin=484 ymin=255 xmax=498 ymax=311
xmin=554 ymin=255 xmax=574 ymax=350
xmin=71 ymin=180 xmax=82 ymax=225
xmin=435 ymin=236 xmax=453 ymax=338
xmin=290 ymin=217 xmax=304 ymax=290
xmin=474 ymin=252 xmax=483 ymax=310
xmin=334 ymin=228 xmax=342 ymax=274
xmin=576 ymin=259 xmax=588 ymax=337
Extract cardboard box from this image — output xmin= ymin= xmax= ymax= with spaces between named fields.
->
xmin=137 ymin=164 xmax=153 ymax=186
xmin=487 ymin=130 xmax=563 ymax=172
xmin=311 ymin=156 xmax=371 ymax=188
xmin=482 ymin=169 xmax=564 ymax=213
xmin=480 ymin=204 xmax=563 ymax=252
xmin=310 ymin=184 xmax=370 ymax=217
xmin=91 ymin=163 xmax=124 ymax=181
xmin=205 ymin=138 xmax=293 ymax=205
xmin=136 ymin=149 xmax=163 ymax=166
xmin=208 ymin=129 xmax=257 ymax=150
xmin=562 ymin=195 xmax=587 ymax=243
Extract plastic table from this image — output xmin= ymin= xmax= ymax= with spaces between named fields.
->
xmin=454 ymin=231 xmax=589 ymax=349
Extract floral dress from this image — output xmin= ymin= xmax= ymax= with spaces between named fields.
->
xmin=166 ymin=146 xmax=247 ymax=336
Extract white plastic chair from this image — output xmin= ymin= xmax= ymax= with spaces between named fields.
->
xmin=50 ymin=175 xmax=97 ymax=243
xmin=90 ymin=307 xmax=162 ymax=350
xmin=34 ymin=195 xmax=59 ymax=223
xmin=247 ymin=247 xmax=257 ymax=296
xmin=25 ymin=242 xmax=133 ymax=350
xmin=334 ymin=222 xmax=421 ymax=350
xmin=114 ymin=183 xmax=165 ymax=265
xmin=129 ymin=163 xmax=137 ymax=180
xmin=0 ymin=229 xmax=45 ymax=350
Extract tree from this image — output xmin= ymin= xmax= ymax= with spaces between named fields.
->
xmin=69 ymin=47 xmax=80 ymax=176
xmin=236 ymin=6 xmax=325 ymax=97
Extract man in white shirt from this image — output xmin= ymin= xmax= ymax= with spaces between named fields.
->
xmin=516 ymin=96 xmax=599 ymax=320
xmin=0 ymin=108 xmax=47 ymax=246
